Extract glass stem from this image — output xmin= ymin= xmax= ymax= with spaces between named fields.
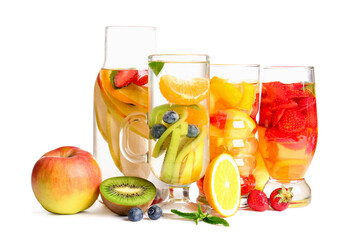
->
xmin=169 ymin=186 xmax=190 ymax=203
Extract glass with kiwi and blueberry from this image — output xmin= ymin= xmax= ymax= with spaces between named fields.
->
xmin=147 ymin=54 xmax=210 ymax=213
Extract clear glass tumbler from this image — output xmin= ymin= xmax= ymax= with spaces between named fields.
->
xmin=197 ymin=64 xmax=260 ymax=208
xmin=259 ymin=66 xmax=317 ymax=207
xmin=120 ymin=54 xmax=210 ymax=213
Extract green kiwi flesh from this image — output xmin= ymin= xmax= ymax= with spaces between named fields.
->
xmin=100 ymin=176 xmax=156 ymax=216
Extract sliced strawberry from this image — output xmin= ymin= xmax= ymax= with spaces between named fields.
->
xmin=265 ymin=128 xmax=307 ymax=150
xmin=270 ymin=99 xmax=298 ymax=111
xmin=306 ymin=104 xmax=318 ymax=129
xmin=286 ymin=89 xmax=310 ymax=98
xmin=271 ymin=109 xmax=285 ymax=127
xmin=111 ymin=69 xmax=138 ymax=89
xmin=240 ymin=174 xmax=256 ymax=196
xmin=278 ymin=109 xmax=306 ymax=134
xmin=259 ymin=105 xmax=273 ymax=128
xmin=263 ymin=81 xmax=287 ymax=100
xmin=210 ymin=111 xmax=227 ymax=129
xmin=297 ymin=95 xmax=316 ymax=109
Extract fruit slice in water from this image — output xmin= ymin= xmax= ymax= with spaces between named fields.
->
xmin=99 ymin=69 xmax=148 ymax=107
xmin=160 ymin=128 xmax=182 ymax=183
xmin=210 ymin=76 xmax=242 ymax=108
xmin=100 ymin=176 xmax=156 ymax=216
xmin=237 ymin=82 xmax=255 ymax=111
xmin=152 ymin=108 xmax=188 ymax=158
xmin=178 ymin=152 xmax=195 ymax=185
xmin=94 ymin=81 xmax=108 ymax=141
xmin=170 ymin=126 xmax=208 ymax=184
xmin=159 ymin=75 xmax=209 ymax=105
xmin=224 ymin=109 xmax=256 ymax=139
xmin=204 ymin=153 xmax=241 ymax=217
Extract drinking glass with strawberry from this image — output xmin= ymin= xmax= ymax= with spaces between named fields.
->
xmin=258 ymin=66 xmax=317 ymax=207
xmin=197 ymin=64 xmax=261 ymax=208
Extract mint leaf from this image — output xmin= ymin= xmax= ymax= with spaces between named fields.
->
xmin=149 ymin=61 xmax=165 ymax=76
xmin=109 ymin=70 xmax=118 ymax=89
xmin=203 ymin=216 xmax=230 ymax=227
xmin=197 ymin=204 xmax=206 ymax=219
xmin=171 ymin=209 xmax=199 ymax=220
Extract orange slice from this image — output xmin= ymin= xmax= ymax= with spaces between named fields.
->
xmin=224 ymin=109 xmax=256 ymax=139
xmin=159 ymin=75 xmax=209 ymax=105
xmin=237 ymin=82 xmax=256 ymax=112
xmin=186 ymin=104 xmax=209 ymax=127
xmin=204 ymin=153 xmax=241 ymax=217
xmin=210 ymin=76 xmax=242 ymax=108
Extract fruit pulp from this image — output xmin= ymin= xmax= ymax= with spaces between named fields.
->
xmin=94 ymin=68 xmax=150 ymax=178
xmin=199 ymin=77 xmax=260 ymax=197
xmin=258 ymin=81 xmax=317 ymax=180
xmin=148 ymin=62 xmax=210 ymax=187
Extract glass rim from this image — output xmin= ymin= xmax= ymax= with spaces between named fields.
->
xmin=263 ymin=66 xmax=314 ymax=70
xmin=105 ymin=25 xmax=156 ymax=30
xmin=211 ymin=63 xmax=260 ymax=67
xmin=149 ymin=54 xmax=209 ymax=62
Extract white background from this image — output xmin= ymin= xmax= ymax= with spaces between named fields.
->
xmin=1 ymin=0 xmax=348 ymax=239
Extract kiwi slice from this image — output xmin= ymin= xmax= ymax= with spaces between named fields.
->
xmin=100 ymin=176 xmax=156 ymax=216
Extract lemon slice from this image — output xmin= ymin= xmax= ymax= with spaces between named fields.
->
xmin=204 ymin=153 xmax=241 ymax=217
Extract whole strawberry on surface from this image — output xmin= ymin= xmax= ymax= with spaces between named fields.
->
xmin=247 ymin=190 xmax=269 ymax=212
xmin=269 ymin=186 xmax=294 ymax=211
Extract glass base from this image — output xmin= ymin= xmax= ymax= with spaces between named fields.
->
xmin=159 ymin=186 xmax=210 ymax=218
xmin=263 ymin=178 xmax=311 ymax=207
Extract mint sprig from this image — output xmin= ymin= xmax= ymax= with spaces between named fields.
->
xmin=149 ymin=61 xmax=165 ymax=76
xmin=171 ymin=204 xmax=229 ymax=227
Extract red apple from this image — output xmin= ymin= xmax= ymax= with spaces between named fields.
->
xmin=31 ymin=146 xmax=102 ymax=214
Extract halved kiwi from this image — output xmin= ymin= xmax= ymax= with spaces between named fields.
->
xmin=100 ymin=176 xmax=156 ymax=216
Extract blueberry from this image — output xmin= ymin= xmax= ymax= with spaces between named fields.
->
xmin=147 ymin=205 xmax=162 ymax=220
xmin=128 ymin=207 xmax=143 ymax=222
xmin=187 ymin=124 xmax=200 ymax=138
xmin=150 ymin=124 xmax=167 ymax=139
xmin=163 ymin=110 xmax=179 ymax=124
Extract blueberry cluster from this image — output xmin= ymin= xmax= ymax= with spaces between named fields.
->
xmin=127 ymin=205 xmax=163 ymax=222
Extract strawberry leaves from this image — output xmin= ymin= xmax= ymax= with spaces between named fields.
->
xmin=171 ymin=204 xmax=229 ymax=227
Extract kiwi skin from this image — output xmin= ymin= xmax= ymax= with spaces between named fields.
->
xmin=100 ymin=177 xmax=156 ymax=216
xmin=101 ymin=194 xmax=154 ymax=216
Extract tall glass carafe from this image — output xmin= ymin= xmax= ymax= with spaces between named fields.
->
xmin=93 ymin=26 xmax=167 ymax=203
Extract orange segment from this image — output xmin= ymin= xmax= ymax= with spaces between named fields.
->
xmin=224 ymin=109 xmax=256 ymax=139
xmin=237 ymin=82 xmax=256 ymax=112
xmin=186 ymin=104 xmax=209 ymax=127
xmin=210 ymin=76 xmax=242 ymax=108
xmin=204 ymin=153 xmax=241 ymax=217
xmin=159 ymin=75 xmax=209 ymax=105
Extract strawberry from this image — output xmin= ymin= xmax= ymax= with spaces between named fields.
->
xmin=265 ymin=128 xmax=306 ymax=150
xmin=241 ymin=174 xmax=256 ymax=196
xmin=270 ymin=99 xmax=298 ymax=111
xmin=269 ymin=186 xmax=293 ymax=211
xmin=247 ymin=190 xmax=269 ymax=212
xmin=286 ymin=89 xmax=310 ymax=98
xmin=259 ymin=105 xmax=273 ymax=128
xmin=210 ymin=111 xmax=227 ymax=129
xmin=263 ymin=81 xmax=287 ymax=100
xmin=306 ymin=131 xmax=318 ymax=154
xmin=133 ymin=70 xmax=148 ymax=86
xmin=111 ymin=69 xmax=138 ymax=89
xmin=271 ymin=109 xmax=285 ymax=127
xmin=306 ymin=104 xmax=318 ymax=129
xmin=297 ymin=95 xmax=316 ymax=108
xmin=278 ymin=109 xmax=306 ymax=133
